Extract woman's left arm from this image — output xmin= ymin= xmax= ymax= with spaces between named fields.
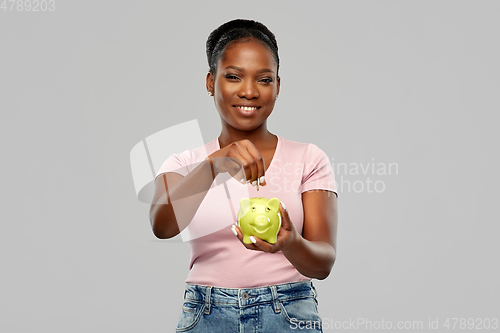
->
xmin=231 ymin=189 xmax=338 ymax=279
xmin=281 ymin=190 xmax=338 ymax=279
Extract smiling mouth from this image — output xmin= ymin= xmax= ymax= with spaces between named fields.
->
xmin=252 ymin=226 xmax=270 ymax=234
xmin=233 ymin=106 xmax=261 ymax=111
xmin=233 ymin=106 xmax=261 ymax=117
xmin=250 ymin=220 xmax=271 ymax=233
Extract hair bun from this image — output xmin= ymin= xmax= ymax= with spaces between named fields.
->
xmin=206 ymin=19 xmax=279 ymax=75
xmin=206 ymin=19 xmax=260 ymax=57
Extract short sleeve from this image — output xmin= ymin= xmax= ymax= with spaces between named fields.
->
xmin=300 ymin=144 xmax=338 ymax=197
xmin=154 ymin=151 xmax=190 ymax=181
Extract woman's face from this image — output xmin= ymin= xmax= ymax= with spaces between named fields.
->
xmin=207 ymin=37 xmax=280 ymax=132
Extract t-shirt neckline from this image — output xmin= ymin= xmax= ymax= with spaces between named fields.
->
xmin=215 ymin=135 xmax=281 ymax=174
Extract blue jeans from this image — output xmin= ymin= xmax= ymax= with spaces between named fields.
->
xmin=176 ymin=280 xmax=323 ymax=332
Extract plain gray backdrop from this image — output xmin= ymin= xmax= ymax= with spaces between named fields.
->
xmin=1 ymin=0 xmax=499 ymax=332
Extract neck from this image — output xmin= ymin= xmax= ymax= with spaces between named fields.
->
xmin=218 ymin=123 xmax=275 ymax=150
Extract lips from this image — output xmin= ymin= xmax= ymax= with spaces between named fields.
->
xmin=233 ymin=105 xmax=260 ymax=116
xmin=233 ymin=105 xmax=260 ymax=109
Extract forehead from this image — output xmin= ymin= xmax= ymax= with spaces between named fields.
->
xmin=219 ymin=38 xmax=277 ymax=72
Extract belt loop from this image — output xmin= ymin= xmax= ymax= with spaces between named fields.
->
xmin=204 ymin=286 xmax=212 ymax=314
xmin=270 ymin=285 xmax=281 ymax=313
xmin=310 ymin=281 xmax=317 ymax=298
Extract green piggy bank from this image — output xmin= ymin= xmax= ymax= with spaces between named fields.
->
xmin=237 ymin=197 xmax=282 ymax=244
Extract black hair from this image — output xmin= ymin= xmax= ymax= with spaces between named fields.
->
xmin=206 ymin=19 xmax=279 ymax=77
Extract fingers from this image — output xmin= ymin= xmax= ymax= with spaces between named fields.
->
xmin=212 ymin=154 xmax=250 ymax=184
xmin=231 ymin=223 xmax=260 ymax=251
xmin=223 ymin=155 xmax=247 ymax=184
xmin=249 ymin=235 xmax=275 ymax=252
xmin=230 ymin=224 xmax=277 ymax=253
xmin=227 ymin=141 xmax=266 ymax=186
xmin=212 ymin=139 xmax=267 ymax=187
xmin=212 ymin=156 xmax=241 ymax=179
xmin=231 ymin=203 xmax=295 ymax=254
xmin=233 ymin=145 xmax=258 ymax=184
xmin=279 ymin=202 xmax=290 ymax=230
xmin=243 ymin=142 xmax=266 ymax=185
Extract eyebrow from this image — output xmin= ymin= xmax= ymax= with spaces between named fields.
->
xmin=225 ymin=65 xmax=275 ymax=74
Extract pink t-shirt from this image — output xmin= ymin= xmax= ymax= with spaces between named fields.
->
xmin=155 ymin=135 xmax=338 ymax=288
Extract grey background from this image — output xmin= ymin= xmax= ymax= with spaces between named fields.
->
xmin=1 ymin=0 xmax=499 ymax=332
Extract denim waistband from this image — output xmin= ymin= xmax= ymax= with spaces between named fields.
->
xmin=183 ymin=280 xmax=317 ymax=313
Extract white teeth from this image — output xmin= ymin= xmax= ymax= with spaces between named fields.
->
xmin=237 ymin=106 xmax=258 ymax=111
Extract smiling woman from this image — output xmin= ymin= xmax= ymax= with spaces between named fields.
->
xmin=149 ymin=19 xmax=338 ymax=333
xmin=207 ymin=29 xmax=280 ymax=145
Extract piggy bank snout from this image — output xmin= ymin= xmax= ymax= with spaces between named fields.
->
xmin=250 ymin=215 xmax=271 ymax=228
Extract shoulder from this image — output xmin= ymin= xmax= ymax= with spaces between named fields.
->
xmin=171 ymin=137 xmax=218 ymax=164
xmin=277 ymin=135 xmax=328 ymax=158
xmin=155 ymin=137 xmax=218 ymax=179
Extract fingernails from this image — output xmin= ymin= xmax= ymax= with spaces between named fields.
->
xmin=281 ymin=202 xmax=287 ymax=211
xmin=240 ymin=178 xmax=246 ymax=184
xmin=259 ymin=176 xmax=265 ymax=184
xmin=249 ymin=236 xmax=256 ymax=244
xmin=231 ymin=225 xmax=237 ymax=236
xmin=251 ymin=180 xmax=257 ymax=186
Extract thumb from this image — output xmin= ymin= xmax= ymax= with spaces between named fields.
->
xmin=279 ymin=202 xmax=290 ymax=230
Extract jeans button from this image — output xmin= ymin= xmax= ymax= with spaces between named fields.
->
xmin=242 ymin=292 xmax=249 ymax=300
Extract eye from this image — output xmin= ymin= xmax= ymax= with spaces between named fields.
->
xmin=225 ymin=75 xmax=239 ymax=81
xmin=260 ymin=78 xmax=273 ymax=83
xmin=252 ymin=207 xmax=256 ymax=212
xmin=265 ymin=207 xmax=270 ymax=212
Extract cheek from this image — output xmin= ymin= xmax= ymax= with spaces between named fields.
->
xmin=214 ymin=93 xmax=229 ymax=113
xmin=215 ymin=85 xmax=233 ymax=104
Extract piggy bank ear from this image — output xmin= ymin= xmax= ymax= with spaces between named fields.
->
xmin=267 ymin=198 xmax=280 ymax=211
xmin=240 ymin=198 xmax=251 ymax=215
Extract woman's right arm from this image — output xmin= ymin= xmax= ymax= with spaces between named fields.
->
xmin=149 ymin=159 xmax=216 ymax=239
xmin=149 ymin=140 xmax=266 ymax=239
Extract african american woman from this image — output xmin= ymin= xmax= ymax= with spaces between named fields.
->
xmin=150 ymin=19 xmax=338 ymax=332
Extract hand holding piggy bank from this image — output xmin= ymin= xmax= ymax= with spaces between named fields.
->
xmin=237 ymin=197 xmax=282 ymax=244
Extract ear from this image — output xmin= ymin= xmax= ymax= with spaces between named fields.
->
xmin=206 ymin=71 xmax=214 ymax=94
xmin=267 ymin=198 xmax=280 ymax=211
xmin=239 ymin=198 xmax=251 ymax=215
xmin=276 ymin=75 xmax=280 ymax=96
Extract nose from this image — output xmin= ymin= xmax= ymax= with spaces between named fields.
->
xmin=237 ymin=79 xmax=259 ymax=99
